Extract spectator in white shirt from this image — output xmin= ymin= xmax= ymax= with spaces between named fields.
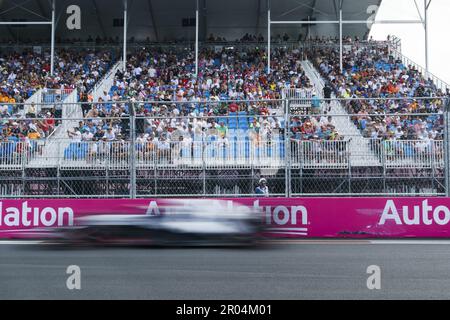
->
xmin=103 ymin=128 xmax=116 ymax=141
xmin=82 ymin=129 xmax=94 ymax=141
xmin=67 ymin=128 xmax=82 ymax=142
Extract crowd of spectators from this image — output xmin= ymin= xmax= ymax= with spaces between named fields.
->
xmin=50 ymin=49 xmax=113 ymax=93
xmin=310 ymin=43 xmax=447 ymax=142
xmin=0 ymin=51 xmax=49 ymax=105
xmin=0 ymin=49 xmax=112 ymax=106
xmin=289 ymin=113 xmax=340 ymax=142
xmin=0 ymin=49 xmax=113 ymax=160
xmin=0 ymin=114 xmax=56 ymax=161
xmin=76 ymin=47 xmax=312 ymax=144
xmin=7 ymin=37 xmax=447 ymax=164
xmin=61 ymin=47 xmax=323 ymax=162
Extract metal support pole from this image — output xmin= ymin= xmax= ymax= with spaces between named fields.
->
xmin=154 ymin=165 xmax=157 ymax=196
xmin=123 ymin=0 xmax=128 ymax=72
xmin=195 ymin=0 xmax=199 ymax=78
xmin=382 ymin=141 xmax=386 ymax=194
xmin=285 ymin=99 xmax=291 ymax=197
xmin=424 ymin=0 xmax=430 ymax=77
xmin=21 ymin=141 xmax=26 ymax=196
xmin=431 ymin=144 xmax=435 ymax=194
xmin=57 ymin=139 xmax=61 ymax=196
xmin=348 ymin=142 xmax=351 ymax=194
xmin=130 ymin=113 xmax=136 ymax=198
xmin=444 ymin=110 xmax=449 ymax=196
xmin=267 ymin=3 xmax=271 ymax=74
xmin=202 ymin=136 xmax=206 ymax=195
xmin=50 ymin=0 xmax=55 ymax=76
xmin=0 ymin=21 xmax=52 ymax=25
xmin=307 ymin=16 xmax=310 ymax=40
xmin=106 ymin=162 xmax=110 ymax=196
xmin=339 ymin=8 xmax=343 ymax=74
xmin=269 ymin=20 xmax=423 ymax=25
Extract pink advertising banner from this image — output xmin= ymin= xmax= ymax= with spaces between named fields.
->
xmin=1 ymin=197 xmax=450 ymax=238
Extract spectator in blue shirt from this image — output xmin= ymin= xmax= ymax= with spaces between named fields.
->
xmin=311 ymin=93 xmax=321 ymax=114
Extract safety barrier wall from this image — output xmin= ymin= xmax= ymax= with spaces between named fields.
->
xmin=282 ymin=88 xmax=314 ymax=107
xmin=291 ymin=140 xmax=349 ymax=169
xmin=0 ymin=139 xmax=352 ymax=170
xmin=382 ymin=140 xmax=444 ymax=169
xmin=1 ymin=197 xmax=450 ymax=239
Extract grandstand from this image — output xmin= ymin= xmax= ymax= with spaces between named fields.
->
xmin=0 ymin=0 xmax=448 ymax=198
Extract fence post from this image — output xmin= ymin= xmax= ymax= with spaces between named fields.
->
xmin=202 ymin=133 xmax=206 ymax=196
xmin=444 ymin=109 xmax=450 ymax=197
xmin=347 ymin=140 xmax=351 ymax=194
xmin=130 ymin=111 xmax=136 ymax=199
xmin=431 ymin=140 xmax=435 ymax=194
xmin=381 ymin=140 xmax=386 ymax=194
xmin=284 ymin=98 xmax=291 ymax=197
xmin=21 ymin=141 xmax=26 ymax=197
xmin=57 ymin=139 xmax=61 ymax=196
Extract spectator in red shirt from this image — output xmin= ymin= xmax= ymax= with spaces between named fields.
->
xmin=229 ymin=102 xmax=238 ymax=113
xmin=44 ymin=112 xmax=55 ymax=132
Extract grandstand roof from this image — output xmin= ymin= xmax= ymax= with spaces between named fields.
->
xmin=0 ymin=0 xmax=382 ymax=43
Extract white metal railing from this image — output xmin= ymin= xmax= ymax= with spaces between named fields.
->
xmin=29 ymin=89 xmax=81 ymax=166
xmin=204 ymin=139 xmax=284 ymax=168
xmin=303 ymin=60 xmax=325 ymax=89
xmin=364 ymin=138 xmax=443 ymax=169
xmin=381 ymin=140 xmax=443 ymax=169
xmin=45 ymin=89 xmax=79 ymax=142
xmin=138 ymin=139 xmax=285 ymax=169
xmin=291 ymin=140 xmax=349 ymax=169
xmin=42 ymin=88 xmax=74 ymax=99
xmin=1 ymin=138 xmax=444 ymax=170
xmin=0 ymin=141 xmax=25 ymax=168
xmin=61 ymin=141 xmax=129 ymax=169
xmin=47 ymin=139 xmax=285 ymax=169
xmin=282 ymin=88 xmax=314 ymax=107
xmin=56 ymin=139 xmax=347 ymax=169
xmin=389 ymin=35 xmax=402 ymax=52
xmin=0 ymin=140 xmax=47 ymax=169
xmin=61 ymin=89 xmax=81 ymax=119
xmin=391 ymin=48 xmax=450 ymax=94
xmin=371 ymin=139 xmax=444 ymax=168
xmin=91 ymin=60 xmax=123 ymax=102
xmin=23 ymin=88 xmax=75 ymax=117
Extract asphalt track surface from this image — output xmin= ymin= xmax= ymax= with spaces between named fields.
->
xmin=2 ymin=240 xmax=450 ymax=300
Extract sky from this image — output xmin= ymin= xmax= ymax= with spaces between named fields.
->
xmin=369 ymin=0 xmax=450 ymax=85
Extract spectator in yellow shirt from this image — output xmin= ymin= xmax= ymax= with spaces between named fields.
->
xmin=0 ymin=95 xmax=8 ymax=104
xmin=28 ymin=130 xmax=41 ymax=140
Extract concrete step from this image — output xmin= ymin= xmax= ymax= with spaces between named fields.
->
xmin=300 ymin=60 xmax=381 ymax=167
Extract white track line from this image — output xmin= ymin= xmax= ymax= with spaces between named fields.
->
xmin=0 ymin=240 xmax=44 ymax=245
xmin=370 ymin=240 xmax=450 ymax=245
xmin=2 ymin=239 xmax=450 ymax=246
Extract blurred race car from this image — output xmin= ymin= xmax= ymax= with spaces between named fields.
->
xmin=46 ymin=200 xmax=264 ymax=247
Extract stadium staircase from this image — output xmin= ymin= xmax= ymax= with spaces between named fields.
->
xmin=300 ymin=60 xmax=381 ymax=167
xmin=90 ymin=61 xmax=123 ymax=103
xmin=27 ymin=89 xmax=80 ymax=168
xmin=27 ymin=61 xmax=123 ymax=168
xmin=20 ymin=89 xmax=43 ymax=117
